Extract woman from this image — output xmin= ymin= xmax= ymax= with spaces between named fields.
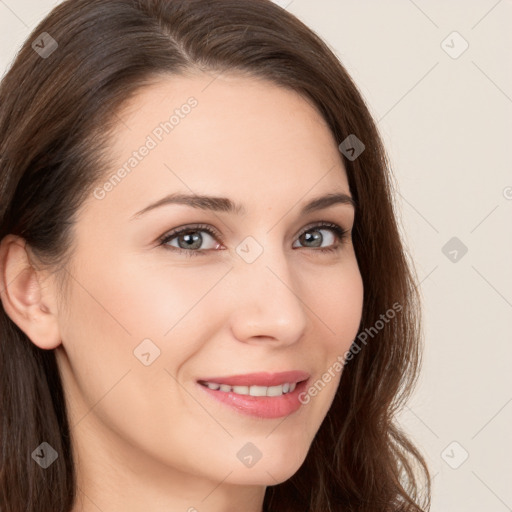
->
xmin=0 ymin=0 xmax=431 ymax=510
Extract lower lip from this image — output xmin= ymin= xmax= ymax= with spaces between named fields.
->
xmin=197 ymin=380 xmax=309 ymax=419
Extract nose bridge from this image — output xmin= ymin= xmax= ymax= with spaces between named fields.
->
xmin=228 ymin=234 xmax=308 ymax=344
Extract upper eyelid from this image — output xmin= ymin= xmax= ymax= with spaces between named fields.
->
xmin=159 ymin=223 xmax=220 ymax=242
xmin=159 ymin=221 xmax=349 ymax=245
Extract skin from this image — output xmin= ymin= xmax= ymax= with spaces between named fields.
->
xmin=0 ymin=71 xmax=364 ymax=512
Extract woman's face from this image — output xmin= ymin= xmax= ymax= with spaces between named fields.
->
xmin=54 ymin=72 xmax=364 ymax=489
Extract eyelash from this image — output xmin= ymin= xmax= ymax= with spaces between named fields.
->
xmin=157 ymin=222 xmax=350 ymax=258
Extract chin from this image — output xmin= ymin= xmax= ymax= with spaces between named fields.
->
xmin=223 ymin=446 xmax=309 ymax=486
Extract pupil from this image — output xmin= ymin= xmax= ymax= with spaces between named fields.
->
xmin=304 ymin=230 xmax=321 ymax=247
xmin=180 ymin=232 xmax=201 ymax=249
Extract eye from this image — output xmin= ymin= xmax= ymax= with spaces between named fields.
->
xmin=158 ymin=221 xmax=350 ymax=257
xmin=292 ymin=222 xmax=350 ymax=253
xmin=158 ymin=223 xmax=222 ymax=257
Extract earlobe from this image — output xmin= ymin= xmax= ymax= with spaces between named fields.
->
xmin=0 ymin=235 xmax=62 ymax=350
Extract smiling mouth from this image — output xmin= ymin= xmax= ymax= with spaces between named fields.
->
xmin=196 ymin=370 xmax=310 ymax=398
xmin=195 ymin=371 xmax=310 ymax=419
xmin=198 ymin=380 xmax=299 ymax=397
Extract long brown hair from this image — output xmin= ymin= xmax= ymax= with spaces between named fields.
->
xmin=0 ymin=0 xmax=431 ymax=510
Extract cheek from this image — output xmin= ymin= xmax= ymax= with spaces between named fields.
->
xmin=300 ymin=258 xmax=363 ymax=407
xmin=57 ymin=256 xmax=223 ymax=462
xmin=308 ymin=256 xmax=364 ymax=348
xmin=107 ymin=258 xmax=231 ymax=336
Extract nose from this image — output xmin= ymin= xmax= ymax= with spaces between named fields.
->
xmin=227 ymin=244 xmax=308 ymax=346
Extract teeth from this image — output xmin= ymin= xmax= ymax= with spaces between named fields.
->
xmin=266 ymin=385 xmax=283 ymax=397
xmin=202 ymin=381 xmax=299 ymax=396
xmin=250 ymin=385 xmax=267 ymax=396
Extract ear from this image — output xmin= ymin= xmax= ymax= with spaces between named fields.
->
xmin=0 ymin=235 xmax=62 ymax=349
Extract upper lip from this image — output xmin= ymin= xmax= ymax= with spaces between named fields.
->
xmin=197 ymin=370 xmax=310 ymax=387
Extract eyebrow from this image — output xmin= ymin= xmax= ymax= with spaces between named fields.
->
xmin=130 ymin=191 xmax=356 ymax=220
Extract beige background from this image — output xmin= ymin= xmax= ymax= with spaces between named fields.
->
xmin=1 ymin=0 xmax=511 ymax=510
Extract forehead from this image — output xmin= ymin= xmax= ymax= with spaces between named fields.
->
xmin=90 ymin=71 xmax=350 ymax=219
